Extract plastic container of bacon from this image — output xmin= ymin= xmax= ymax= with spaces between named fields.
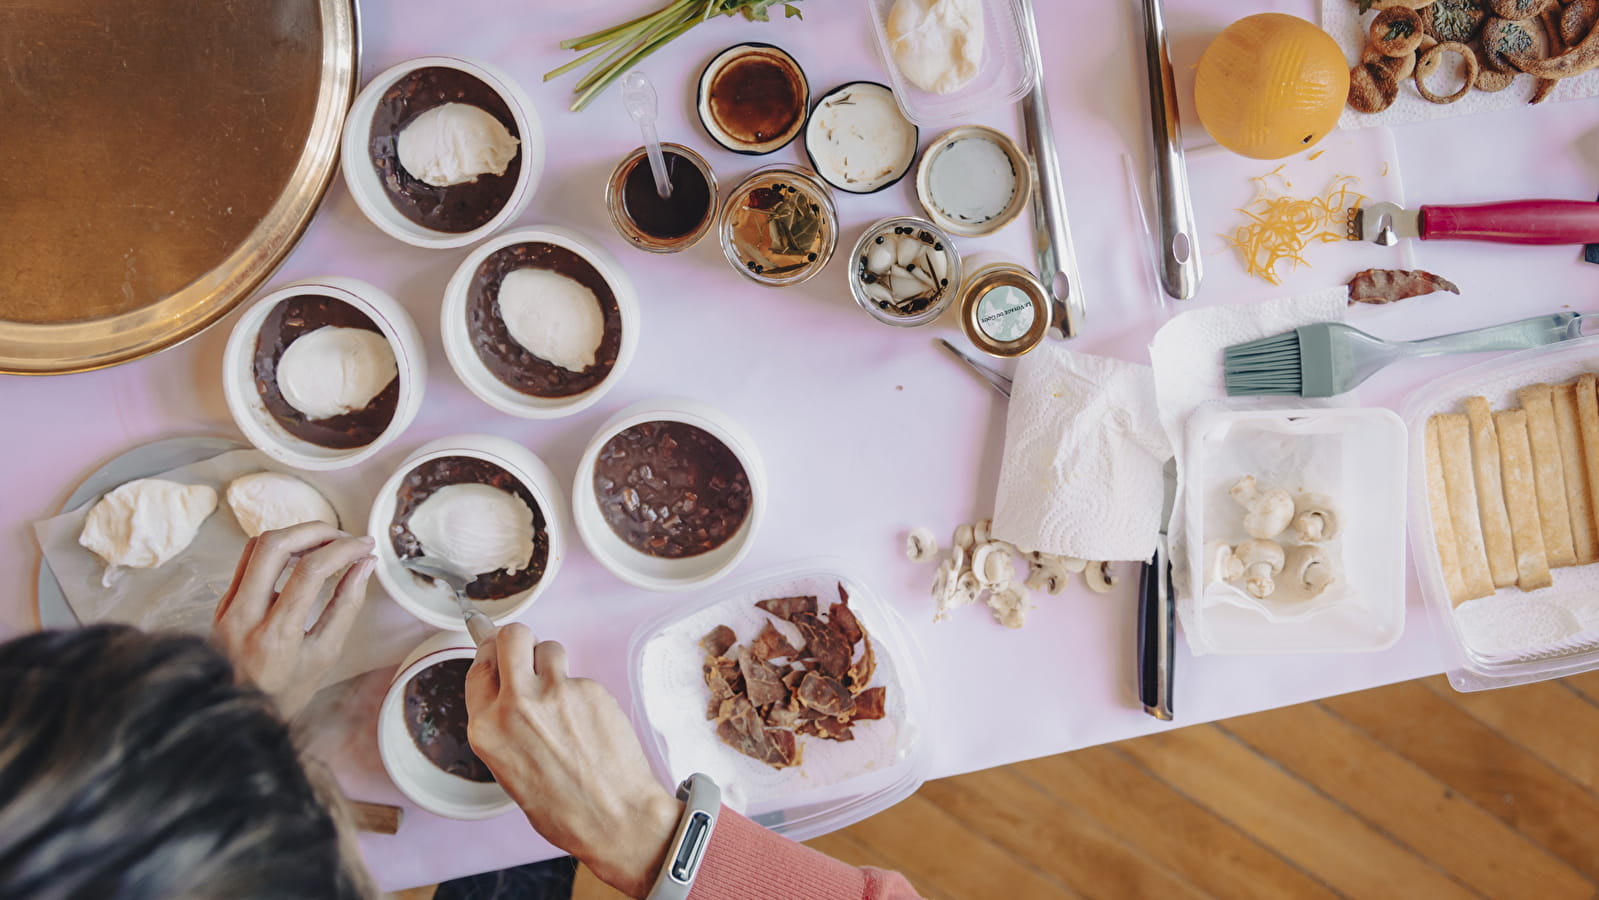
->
xmin=627 ymin=559 xmax=930 ymax=841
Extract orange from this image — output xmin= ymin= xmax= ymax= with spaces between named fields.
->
xmin=1194 ymin=13 xmax=1350 ymax=160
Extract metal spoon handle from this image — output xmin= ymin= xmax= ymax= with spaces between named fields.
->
xmin=1141 ymin=0 xmax=1202 ymax=300
xmin=1017 ymin=0 xmax=1085 ymax=339
xmin=465 ymin=610 xmax=497 ymax=647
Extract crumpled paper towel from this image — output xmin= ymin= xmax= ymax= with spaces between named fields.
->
xmin=991 ymin=345 xmax=1171 ymax=562
xmin=1150 ymin=288 xmax=1348 ymax=651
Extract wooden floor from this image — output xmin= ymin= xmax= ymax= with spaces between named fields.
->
xmin=394 ymin=671 xmax=1599 ymax=900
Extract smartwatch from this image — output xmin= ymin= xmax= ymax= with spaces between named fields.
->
xmin=645 ymin=773 xmax=721 ymax=900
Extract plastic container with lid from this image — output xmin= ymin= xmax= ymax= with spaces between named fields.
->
xmin=865 ymin=0 xmax=1038 ymax=125
xmin=1181 ymin=403 xmax=1408 ymax=655
xmin=1403 ymin=336 xmax=1599 ymax=691
xmin=627 ymin=560 xmax=930 ymax=841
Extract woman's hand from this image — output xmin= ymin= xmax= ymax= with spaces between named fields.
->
xmin=211 ymin=523 xmax=376 ymax=719
xmin=466 ymin=624 xmax=681 ymax=899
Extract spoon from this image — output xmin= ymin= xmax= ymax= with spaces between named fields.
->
xmin=622 ymin=70 xmax=672 ymax=200
xmin=401 ymin=555 xmax=497 ymax=647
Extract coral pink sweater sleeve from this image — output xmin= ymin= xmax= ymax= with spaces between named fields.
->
xmin=686 ymin=807 xmax=923 ymax=900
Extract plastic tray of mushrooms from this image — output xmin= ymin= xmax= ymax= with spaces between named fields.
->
xmin=1180 ymin=404 xmax=1408 ymax=655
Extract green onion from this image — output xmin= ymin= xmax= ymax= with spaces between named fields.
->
xmin=547 ymin=0 xmax=804 ymax=112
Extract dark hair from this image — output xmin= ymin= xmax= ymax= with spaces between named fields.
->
xmin=0 ymin=626 xmax=372 ymax=900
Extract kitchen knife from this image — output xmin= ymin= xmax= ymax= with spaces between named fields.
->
xmin=1138 ymin=458 xmax=1177 ymax=721
xmin=1349 ymin=199 xmax=1599 ymax=246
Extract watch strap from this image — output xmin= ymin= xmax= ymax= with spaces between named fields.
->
xmin=645 ymin=773 xmax=720 ymax=900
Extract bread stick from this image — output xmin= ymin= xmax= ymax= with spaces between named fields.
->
xmin=1465 ymin=396 xmax=1518 ymax=587
xmin=1518 ymin=384 xmax=1577 ymax=567
xmin=1434 ymin=413 xmax=1495 ymax=600
xmin=1553 ymin=382 xmax=1598 ymax=563
xmin=1576 ymin=374 xmax=1599 ymax=560
xmin=1425 ymin=416 xmax=1470 ymax=606
xmin=1495 ymin=409 xmax=1553 ymax=591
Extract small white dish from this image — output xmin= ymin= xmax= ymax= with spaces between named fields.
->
xmin=441 ymin=225 xmax=639 ymax=419
xmin=222 ymin=277 xmax=424 ymax=472
xmin=573 ymin=398 xmax=766 ymax=593
xmin=377 ymin=632 xmax=515 ymax=820
xmin=369 ymin=433 xmax=567 ymax=631
xmin=342 ymin=56 xmax=544 ymax=250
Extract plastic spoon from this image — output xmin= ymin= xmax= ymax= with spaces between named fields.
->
xmin=622 ymin=70 xmax=672 ymax=199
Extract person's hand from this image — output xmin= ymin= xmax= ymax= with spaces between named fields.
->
xmin=212 ymin=523 xmax=376 ymax=719
xmin=466 ymin=624 xmax=682 ymax=899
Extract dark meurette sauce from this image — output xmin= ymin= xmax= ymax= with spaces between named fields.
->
xmin=621 ymin=151 xmax=713 ymax=240
xmin=389 ymin=455 xmax=549 ymax=602
xmin=593 ymin=421 xmax=751 ymax=559
xmin=368 ymin=66 xmax=521 ymax=233
xmin=707 ymin=54 xmax=803 ymax=146
xmin=252 ymin=295 xmax=398 ymax=450
xmin=404 ymin=659 xmax=494 ymax=783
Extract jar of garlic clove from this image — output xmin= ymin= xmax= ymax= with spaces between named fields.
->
xmin=847 ymin=216 xmax=962 ymax=328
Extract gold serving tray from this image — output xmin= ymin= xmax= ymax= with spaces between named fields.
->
xmin=0 ymin=0 xmax=357 ymax=374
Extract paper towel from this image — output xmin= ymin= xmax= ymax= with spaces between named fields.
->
xmin=1150 ymin=288 xmax=1349 ymax=650
xmin=635 ymin=571 xmax=915 ymax=817
xmin=990 ymin=346 xmax=1171 ymax=562
xmin=33 ymin=448 xmax=431 ymax=686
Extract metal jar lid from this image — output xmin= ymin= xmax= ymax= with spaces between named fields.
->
xmin=959 ymin=263 xmax=1050 ymax=358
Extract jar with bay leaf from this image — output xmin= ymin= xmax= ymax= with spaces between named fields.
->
xmin=719 ymin=166 xmax=838 ymax=286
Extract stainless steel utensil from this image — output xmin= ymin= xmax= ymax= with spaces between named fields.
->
xmin=402 ymin=555 xmax=497 ymax=647
xmin=1140 ymin=0 xmax=1202 ymax=300
xmin=1016 ymin=0 xmax=1085 ymax=339
xmin=938 ymin=339 xmax=1013 ymax=398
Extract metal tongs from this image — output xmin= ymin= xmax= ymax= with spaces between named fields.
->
xmin=1016 ymin=0 xmax=1085 ymax=339
xmin=1139 ymin=0 xmax=1202 ymax=300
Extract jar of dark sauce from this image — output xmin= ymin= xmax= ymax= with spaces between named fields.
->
xmin=606 ymin=142 xmax=717 ymax=253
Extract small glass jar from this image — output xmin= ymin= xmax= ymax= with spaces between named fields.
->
xmin=959 ymin=263 xmax=1050 ymax=357
xmin=605 ymin=143 xmax=719 ymax=254
xmin=847 ymin=216 xmax=962 ymax=328
xmin=719 ymin=165 xmax=838 ymax=287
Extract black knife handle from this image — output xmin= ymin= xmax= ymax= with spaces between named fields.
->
xmin=1137 ymin=540 xmax=1174 ymax=721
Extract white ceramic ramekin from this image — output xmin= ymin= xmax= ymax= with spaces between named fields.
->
xmin=369 ymin=433 xmax=567 ymax=630
xmin=222 ymin=277 xmax=425 ymax=472
xmin=572 ymin=398 xmax=766 ymax=593
xmin=377 ymin=632 xmax=515 ymax=820
xmin=441 ymin=225 xmax=639 ymax=419
xmin=341 ymin=56 xmax=545 ymax=250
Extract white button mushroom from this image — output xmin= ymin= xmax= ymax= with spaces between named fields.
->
xmin=1285 ymin=544 xmax=1337 ymax=598
xmin=1085 ymin=561 xmax=1118 ymax=593
xmin=1231 ymin=476 xmax=1295 ymax=539
xmin=1207 ymin=542 xmax=1244 ymax=584
xmin=1292 ymin=494 xmax=1339 ymax=543
xmin=1235 ymin=538 xmax=1285 ymax=599
xmin=971 ymin=541 xmax=1015 ymax=591
xmin=906 ymin=527 xmax=938 ymax=563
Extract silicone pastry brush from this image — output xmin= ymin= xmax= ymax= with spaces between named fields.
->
xmin=1224 ymin=312 xmax=1592 ymax=398
xmin=402 ymin=555 xmax=497 ymax=646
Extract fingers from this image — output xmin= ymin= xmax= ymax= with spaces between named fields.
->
xmin=533 ymin=640 xmax=568 ymax=686
xmin=495 ymin=623 xmax=538 ymax=698
xmin=307 ymin=555 xmax=375 ymax=648
xmin=271 ymin=536 xmax=375 ymax=637
xmin=226 ymin=522 xmax=347 ymax=624
xmin=466 ymin=637 xmax=501 ymax=711
xmin=214 ymin=536 xmax=259 ymax=624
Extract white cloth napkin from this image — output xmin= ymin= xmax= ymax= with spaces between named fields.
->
xmin=990 ymin=346 xmax=1171 ymax=562
xmin=1150 ymin=288 xmax=1349 ymax=651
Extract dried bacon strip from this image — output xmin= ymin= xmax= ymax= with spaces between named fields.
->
xmin=715 ymin=696 xmax=801 ymax=769
xmin=847 ymin=631 xmax=876 ymax=690
xmin=1347 ymin=268 xmax=1460 ymax=305
xmin=756 ymin=595 xmax=818 ymax=621
xmin=750 ymin=620 xmax=800 ymax=662
xmin=852 ymin=686 xmax=887 ymax=721
xmin=704 ymin=658 xmax=741 ymax=720
xmin=791 ymin=613 xmax=851 ymax=677
xmin=699 ymin=625 xmax=736 ymax=659
xmin=797 ymin=671 xmax=857 ymax=718
xmin=799 ymin=717 xmax=854 ymax=741
xmin=737 ymin=647 xmax=789 ymax=708
xmin=829 ymin=592 xmax=863 ymax=649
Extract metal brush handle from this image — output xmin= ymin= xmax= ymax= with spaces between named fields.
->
xmin=1140 ymin=0 xmax=1201 ymax=300
xmin=1017 ymin=0 xmax=1084 ymax=338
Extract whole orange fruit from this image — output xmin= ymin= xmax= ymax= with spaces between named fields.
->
xmin=1194 ymin=13 xmax=1349 ymax=160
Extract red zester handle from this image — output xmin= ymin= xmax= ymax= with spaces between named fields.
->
xmin=1420 ymin=200 xmax=1599 ymax=244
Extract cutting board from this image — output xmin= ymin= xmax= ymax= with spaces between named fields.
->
xmin=1185 ymin=126 xmax=1415 ymax=308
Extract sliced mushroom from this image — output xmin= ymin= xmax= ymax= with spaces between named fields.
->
xmin=1060 ymin=556 xmax=1088 ymax=573
xmin=986 ymin=584 xmax=1031 ymax=629
xmin=973 ymin=517 xmax=993 ymax=545
xmin=953 ymin=523 xmax=975 ymax=554
xmin=1236 ymin=539 xmax=1285 ymax=599
xmin=1231 ymin=476 xmax=1295 ymax=539
xmin=1208 ymin=542 xmax=1245 ymax=584
xmin=1085 ymin=561 xmax=1118 ymax=593
xmin=906 ymin=527 xmax=938 ymax=563
xmin=1285 ymin=544 xmax=1337 ymax=599
xmin=1025 ymin=551 xmax=1071 ymax=594
xmin=1292 ymin=495 xmax=1339 ymax=543
xmin=971 ymin=541 xmax=1015 ymax=591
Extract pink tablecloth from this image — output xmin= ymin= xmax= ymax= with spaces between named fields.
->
xmin=5 ymin=0 xmax=1597 ymax=890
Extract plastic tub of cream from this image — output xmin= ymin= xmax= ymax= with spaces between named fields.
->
xmin=916 ymin=126 xmax=1032 ymax=237
xmin=628 ymin=560 xmax=930 ymax=841
xmin=865 ymin=0 xmax=1037 ymax=125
